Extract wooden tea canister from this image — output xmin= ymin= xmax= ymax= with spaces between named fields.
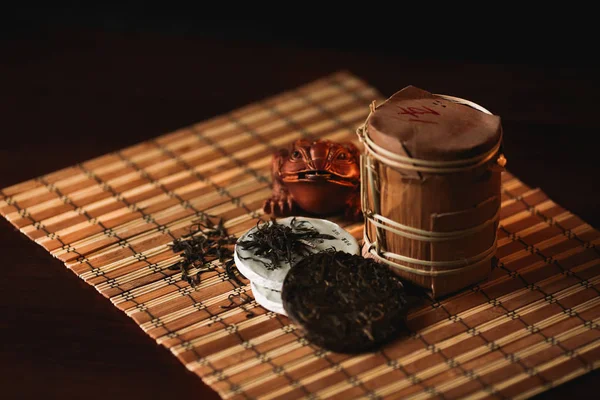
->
xmin=357 ymin=86 xmax=507 ymax=298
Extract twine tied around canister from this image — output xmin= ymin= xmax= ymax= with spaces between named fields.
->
xmin=357 ymin=94 xmax=505 ymax=278
xmin=363 ymin=233 xmax=498 ymax=277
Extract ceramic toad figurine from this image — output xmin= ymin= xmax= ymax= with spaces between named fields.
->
xmin=263 ymin=138 xmax=362 ymax=220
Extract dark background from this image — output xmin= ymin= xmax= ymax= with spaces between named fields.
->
xmin=5 ymin=4 xmax=599 ymax=66
xmin=1 ymin=6 xmax=599 ymax=400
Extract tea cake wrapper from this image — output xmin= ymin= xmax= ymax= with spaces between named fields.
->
xmin=251 ymin=281 xmax=286 ymax=316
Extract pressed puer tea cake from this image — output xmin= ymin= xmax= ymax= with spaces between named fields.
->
xmin=281 ymin=250 xmax=410 ymax=354
xmin=358 ymin=86 xmax=506 ymax=298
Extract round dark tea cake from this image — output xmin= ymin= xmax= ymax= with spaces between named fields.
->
xmin=281 ymin=250 xmax=409 ymax=353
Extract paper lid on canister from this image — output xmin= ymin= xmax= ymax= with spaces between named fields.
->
xmin=234 ymin=217 xmax=360 ymax=291
xmin=365 ymin=86 xmax=502 ymax=163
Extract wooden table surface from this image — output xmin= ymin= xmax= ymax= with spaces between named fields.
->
xmin=1 ymin=25 xmax=599 ymax=399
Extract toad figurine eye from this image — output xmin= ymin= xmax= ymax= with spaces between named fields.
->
xmin=263 ymin=139 xmax=362 ymax=221
xmin=337 ymin=152 xmax=348 ymax=161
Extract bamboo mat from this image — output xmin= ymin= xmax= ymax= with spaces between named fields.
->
xmin=2 ymin=71 xmax=600 ymax=400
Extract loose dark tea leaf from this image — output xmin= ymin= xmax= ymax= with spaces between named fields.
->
xmin=225 ymin=259 xmax=245 ymax=286
xmin=281 ymin=250 xmax=410 ymax=354
xmin=168 ymin=216 xmax=245 ymax=287
xmin=220 ymin=292 xmax=253 ymax=309
xmin=236 ymin=217 xmax=336 ymax=271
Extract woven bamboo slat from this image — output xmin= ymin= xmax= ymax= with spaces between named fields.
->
xmin=2 ymin=71 xmax=599 ymax=400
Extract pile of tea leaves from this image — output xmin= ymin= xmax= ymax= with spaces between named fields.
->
xmin=236 ymin=217 xmax=336 ymax=271
xmin=168 ymin=216 xmax=244 ymax=287
xmin=281 ymin=250 xmax=409 ymax=353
